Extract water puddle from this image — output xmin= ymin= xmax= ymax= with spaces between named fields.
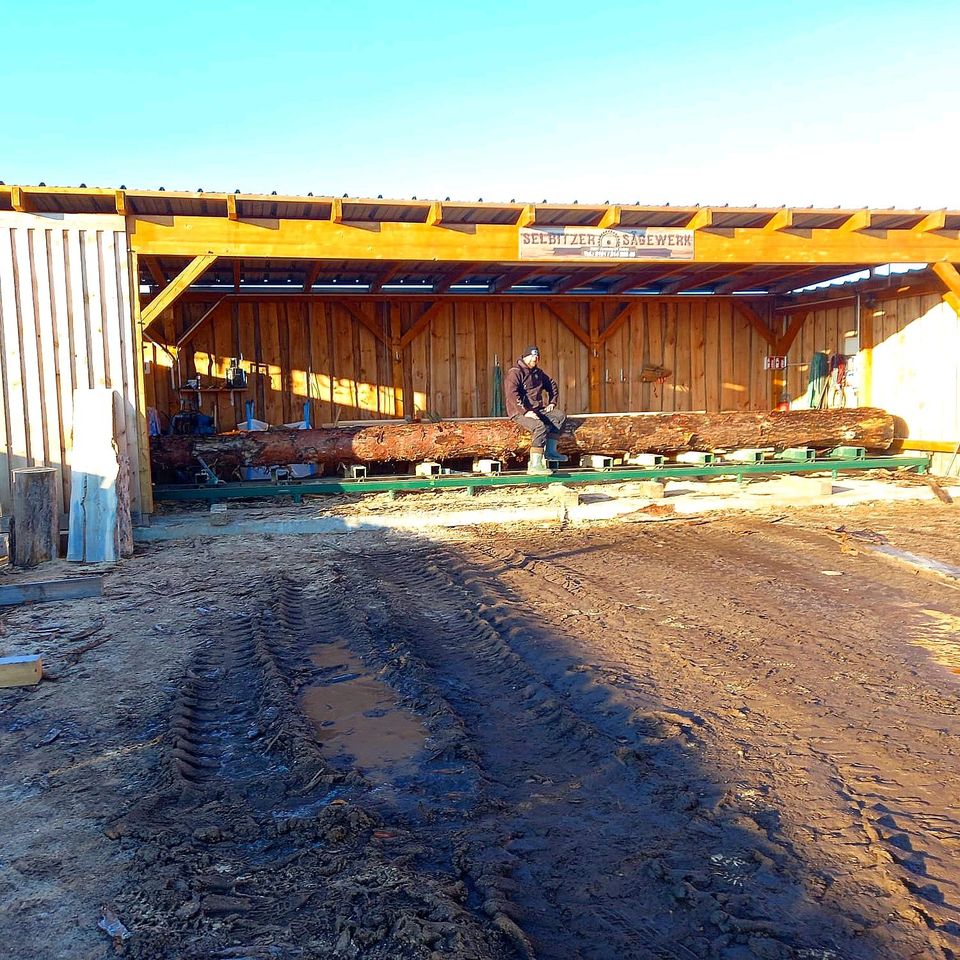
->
xmin=300 ymin=642 xmax=428 ymax=780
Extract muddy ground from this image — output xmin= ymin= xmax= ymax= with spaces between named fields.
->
xmin=1 ymin=499 xmax=959 ymax=959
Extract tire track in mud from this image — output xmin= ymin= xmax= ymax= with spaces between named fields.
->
xmin=337 ymin=542 xmax=900 ymax=960
xmin=465 ymin=526 xmax=960 ymax=956
xmin=106 ymin=574 xmax=513 ymax=960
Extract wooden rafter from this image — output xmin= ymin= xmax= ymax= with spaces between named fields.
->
xmin=144 ymin=257 xmax=167 ymax=289
xmin=426 ymin=201 xmax=443 ymax=226
xmin=710 ymin=264 xmax=769 ymax=294
xmin=434 ymin=264 xmax=477 ymax=293
xmin=141 ymin=254 xmax=217 ymax=334
xmin=553 ymin=270 xmax=602 ymax=295
xmin=492 ymin=266 xmax=547 ymax=293
xmin=914 ymin=211 xmax=946 ymax=233
xmin=302 ymin=261 xmax=324 ymax=293
xmin=686 ymin=208 xmax=712 ymax=230
xmin=839 ymin=209 xmax=872 ymax=232
xmin=373 ymin=262 xmax=404 ymax=291
xmin=932 ymin=261 xmax=960 ymax=315
xmin=517 ymin=204 xmax=536 ymax=227
xmin=597 ymin=205 xmax=621 ymax=229
xmin=114 ymin=190 xmax=128 ymax=216
xmin=11 ymin=186 xmax=29 ymax=212
xmin=764 ymin=209 xmax=793 ymax=232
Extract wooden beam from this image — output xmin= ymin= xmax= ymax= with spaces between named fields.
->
xmin=932 ymin=261 xmax=960 ymax=315
xmin=114 ymin=190 xmax=128 ymax=216
xmin=302 ymin=261 xmax=324 ymax=293
xmin=859 ymin=307 xmax=874 ymax=405
xmin=331 ymin=197 xmax=343 ymax=223
xmin=11 ymin=186 xmax=29 ymax=212
xmin=588 ymin=305 xmax=602 ymax=412
xmin=399 ymin=301 xmax=444 ymax=350
xmin=426 ymin=201 xmax=443 ymax=226
xmin=0 ymin=575 xmax=102 ymax=606
xmin=175 ymin=298 xmax=227 ymax=348
xmin=0 ymin=655 xmax=42 ymax=688
xmin=598 ymin=302 xmax=635 ymax=344
xmin=517 ymin=204 xmax=536 ymax=227
xmin=686 ymin=208 xmax=712 ymax=230
xmin=140 ymin=254 xmax=217 ymax=334
xmin=340 ymin=301 xmax=387 ymax=344
xmin=839 ymin=209 xmax=872 ymax=232
xmin=128 ymin=213 xmax=960 ymax=263
xmin=733 ymin=300 xmax=778 ymax=348
xmin=598 ymin=205 xmax=621 ymax=229
xmin=914 ymin=210 xmax=946 ymax=234
xmin=542 ymin=303 xmax=590 ymax=348
xmin=389 ymin=302 xmax=405 ymax=417
xmin=764 ymin=209 xmax=793 ymax=231
xmin=777 ymin=310 xmax=810 ymax=355
xmin=129 ymin=251 xmax=154 ymax=515
xmin=226 ymin=193 xmax=239 ymax=221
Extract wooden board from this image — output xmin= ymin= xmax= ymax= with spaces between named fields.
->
xmin=0 ymin=654 xmax=42 ymax=688
xmin=0 ymin=575 xmax=102 ymax=606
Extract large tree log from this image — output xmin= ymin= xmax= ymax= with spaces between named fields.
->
xmin=150 ymin=408 xmax=895 ymax=476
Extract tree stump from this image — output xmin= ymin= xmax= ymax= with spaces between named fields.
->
xmin=10 ymin=467 xmax=59 ymax=568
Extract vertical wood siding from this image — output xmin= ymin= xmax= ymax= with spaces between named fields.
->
xmin=0 ymin=213 xmax=142 ymax=517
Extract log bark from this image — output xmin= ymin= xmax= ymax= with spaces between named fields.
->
xmin=150 ymin=408 xmax=895 ymax=476
xmin=10 ymin=468 xmax=59 ymax=567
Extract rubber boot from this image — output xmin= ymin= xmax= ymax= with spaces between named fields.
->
xmin=544 ymin=438 xmax=568 ymax=463
xmin=526 ymin=448 xmax=553 ymax=476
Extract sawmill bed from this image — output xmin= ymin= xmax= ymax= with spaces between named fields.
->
xmin=153 ymin=454 xmax=929 ymax=502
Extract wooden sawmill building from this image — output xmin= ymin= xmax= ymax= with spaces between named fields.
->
xmin=0 ymin=184 xmax=959 ymax=520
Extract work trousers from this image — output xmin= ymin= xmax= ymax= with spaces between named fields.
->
xmin=512 ymin=409 xmax=566 ymax=449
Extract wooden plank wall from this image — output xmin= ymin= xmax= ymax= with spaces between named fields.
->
xmin=147 ymin=297 xmax=775 ymax=426
xmin=867 ymin=292 xmax=959 ymax=446
xmin=0 ymin=212 xmax=143 ymax=518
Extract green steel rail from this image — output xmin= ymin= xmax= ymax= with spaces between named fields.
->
xmin=153 ymin=454 xmax=929 ymax=502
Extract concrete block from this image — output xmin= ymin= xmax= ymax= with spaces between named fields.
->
xmin=618 ymin=480 xmax=666 ymax=500
xmin=550 ymin=484 xmax=582 ymax=507
xmin=774 ymin=475 xmax=834 ymax=497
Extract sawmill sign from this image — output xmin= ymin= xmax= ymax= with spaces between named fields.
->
xmin=519 ymin=226 xmax=695 ymax=261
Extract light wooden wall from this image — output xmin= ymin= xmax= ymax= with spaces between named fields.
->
xmin=0 ymin=212 xmax=143 ymax=518
xmin=147 ymin=298 xmax=775 ymax=427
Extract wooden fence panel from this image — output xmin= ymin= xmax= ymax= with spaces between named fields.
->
xmin=0 ymin=213 xmax=142 ymax=518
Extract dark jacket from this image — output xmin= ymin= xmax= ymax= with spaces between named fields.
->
xmin=504 ymin=360 xmax=559 ymax=417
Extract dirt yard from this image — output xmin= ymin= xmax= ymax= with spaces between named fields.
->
xmin=2 ymin=499 xmax=959 ymax=960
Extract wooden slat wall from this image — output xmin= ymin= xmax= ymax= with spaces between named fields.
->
xmin=868 ymin=292 xmax=959 ymax=446
xmin=149 ymin=298 xmax=774 ymax=426
xmin=0 ymin=212 xmax=143 ymax=518
xmin=784 ymin=304 xmax=857 ymax=403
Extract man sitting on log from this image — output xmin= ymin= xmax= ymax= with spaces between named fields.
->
xmin=505 ymin=346 xmax=567 ymax=475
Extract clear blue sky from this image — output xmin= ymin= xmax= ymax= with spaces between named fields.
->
xmin=3 ymin=1 xmax=957 ymax=207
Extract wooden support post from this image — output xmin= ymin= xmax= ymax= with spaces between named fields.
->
xmin=389 ymin=303 xmax=405 ymax=417
xmin=589 ymin=305 xmax=602 ymax=413
xmin=10 ymin=468 xmax=59 ymax=567
xmin=859 ymin=306 xmax=874 ymax=406
xmin=129 ymin=253 xmax=155 ymax=515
